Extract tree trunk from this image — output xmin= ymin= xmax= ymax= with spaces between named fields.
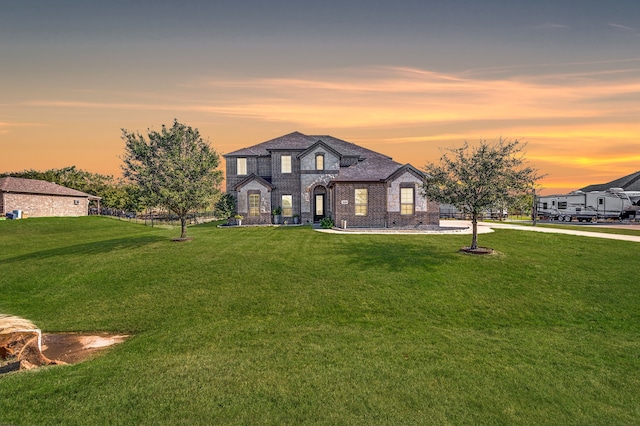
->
xmin=180 ymin=216 xmax=188 ymax=239
xmin=471 ymin=213 xmax=479 ymax=249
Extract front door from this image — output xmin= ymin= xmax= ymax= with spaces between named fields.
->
xmin=314 ymin=194 xmax=325 ymax=222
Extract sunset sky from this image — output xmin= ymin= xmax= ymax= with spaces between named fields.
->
xmin=2 ymin=0 xmax=639 ymax=194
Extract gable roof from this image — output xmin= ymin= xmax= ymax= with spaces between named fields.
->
xmin=225 ymin=131 xmax=419 ymax=182
xmin=224 ymin=131 xmax=314 ymax=157
xmin=233 ymin=174 xmax=274 ymax=191
xmin=386 ymin=164 xmax=427 ymax=182
xmin=580 ymin=171 xmax=640 ymax=192
xmin=297 ymin=140 xmax=343 ymax=160
xmin=0 ymin=177 xmax=99 ymax=199
xmin=224 ymin=131 xmax=393 ymax=160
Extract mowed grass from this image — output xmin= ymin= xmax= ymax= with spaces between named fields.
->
xmin=0 ymin=217 xmax=638 ymax=425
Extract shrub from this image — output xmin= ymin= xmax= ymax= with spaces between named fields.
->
xmin=320 ymin=217 xmax=334 ymax=229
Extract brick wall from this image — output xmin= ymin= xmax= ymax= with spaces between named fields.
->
xmin=270 ymin=151 xmax=302 ymax=219
xmin=333 ymin=182 xmax=388 ymax=228
xmin=2 ymin=193 xmax=88 ymax=217
xmin=331 ymin=180 xmax=439 ymax=228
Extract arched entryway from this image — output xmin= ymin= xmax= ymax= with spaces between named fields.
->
xmin=313 ymin=185 xmax=327 ymax=222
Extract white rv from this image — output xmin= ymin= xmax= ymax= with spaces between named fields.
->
xmin=537 ymin=189 xmax=636 ymax=222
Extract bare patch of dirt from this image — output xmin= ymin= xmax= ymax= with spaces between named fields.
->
xmin=171 ymin=237 xmax=194 ymax=242
xmin=459 ymin=246 xmax=496 ymax=255
xmin=1 ymin=332 xmax=128 ymax=374
xmin=41 ymin=333 xmax=129 ymax=364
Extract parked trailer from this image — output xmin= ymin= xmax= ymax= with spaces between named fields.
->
xmin=537 ymin=189 xmax=635 ymax=222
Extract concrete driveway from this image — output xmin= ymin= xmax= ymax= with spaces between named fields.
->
xmin=319 ymin=220 xmax=640 ymax=243
xmin=473 ymin=221 xmax=640 ymax=243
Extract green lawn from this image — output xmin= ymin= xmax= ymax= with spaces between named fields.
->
xmin=1 ymin=217 xmax=639 ymax=425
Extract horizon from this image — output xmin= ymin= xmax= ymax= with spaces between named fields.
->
xmin=2 ymin=1 xmax=639 ymax=195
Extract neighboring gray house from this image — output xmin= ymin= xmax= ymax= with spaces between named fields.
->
xmin=0 ymin=177 xmax=99 ymax=218
xmin=223 ymin=132 xmax=438 ymax=228
xmin=580 ymin=170 xmax=640 ymax=192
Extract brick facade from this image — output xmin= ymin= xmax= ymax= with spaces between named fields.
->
xmin=1 ymin=177 xmax=95 ymax=218
xmin=223 ymin=132 xmax=439 ymax=228
xmin=333 ymin=182 xmax=388 ymax=227
xmin=1 ymin=193 xmax=89 ymax=217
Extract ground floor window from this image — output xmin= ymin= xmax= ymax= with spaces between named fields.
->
xmin=282 ymin=195 xmax=293 ymax=217
xmin=249 ymin=194 xmax=260 ymax=216
xmin=400 ymin=187 xmax=414 ymax=215
xmin=355 ymin=188 xmax=367 ymax=216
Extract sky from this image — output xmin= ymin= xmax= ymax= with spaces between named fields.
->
xmin=1 ymin=0 xmax=639 ymax=194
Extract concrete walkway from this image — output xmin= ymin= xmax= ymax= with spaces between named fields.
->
xmin=318 ymin=220 xmax=640 ymax=243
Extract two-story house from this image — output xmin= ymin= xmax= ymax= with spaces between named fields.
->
xmin=223 ymin=132 xmax=438 ymax=228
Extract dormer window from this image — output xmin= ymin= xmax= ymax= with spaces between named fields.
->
xmin=315 ymin=154 xmax=324 ymax=171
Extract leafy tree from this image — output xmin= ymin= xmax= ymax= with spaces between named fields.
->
xmin=214 ymin=193 xmax=236 ymax=220
xmin=100 ymin=183 xmax=143 ymax=212
xmin=423 ymin=139 xmax=542 ymax=251
xmin=121 ymin=120 xmax=222 ymax=239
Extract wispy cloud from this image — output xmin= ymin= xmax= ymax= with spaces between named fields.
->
xmin=0 ymin=121 xmax=45 ymax=135
xmin=608 ymin=23 xmax=636 ymax=31
xmin=20 ymin=63 xmax=640 ymax=193
xmin=26 ymin=64 xmax=640 ymax=130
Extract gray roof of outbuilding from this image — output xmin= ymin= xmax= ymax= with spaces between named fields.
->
xmin=580 ymin=171 xmax=640 ymax=192
xmin=224 ymin=131 xmax=419 ymax=182
xmin=0 ymin=177 xmax=99 ymax=199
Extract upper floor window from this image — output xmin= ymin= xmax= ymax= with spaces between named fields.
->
xmin=316 ymin=154 xmax=324 ymax=171
xmin=281 ymin=155 xmax=292 ymax=173
xmin=282 ymin=195 xmax=293 ymax=217
xmin=355 ymin=188 xmax=368 ymax=216
xmin=400 ymin=187 xmax=414 ymax=215
xmin=249 ymin=194 xmax=260 ymax=216
xmin=237 ymin=158 xmax=247 ymax=175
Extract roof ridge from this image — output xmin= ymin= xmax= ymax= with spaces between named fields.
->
xmin=0 ymin=176 xmax=94 ymax=197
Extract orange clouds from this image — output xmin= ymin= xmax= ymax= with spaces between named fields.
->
xmin=2 ymin=62 xmax=640 ymax=194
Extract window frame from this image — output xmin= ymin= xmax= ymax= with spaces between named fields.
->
xmin=237 ymin=157 xmax=247 ymax=175
xmin=281 ymin=155 xmax=292 ymax=174
xmin=248 ymin=193 xmax=260 ymax=217
xmin=282 ymin=194 xmax=293 ymax=217
xmin=355 ymin=188 xmax=368 ymax=216
xmin=400 ymin=187 xmax=415 ymax=215
xmin=315 ymin=154 xmax=324 ymax=171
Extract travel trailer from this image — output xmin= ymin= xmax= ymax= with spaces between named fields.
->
xmin=537 ymin=188 xmax=638 ymax=222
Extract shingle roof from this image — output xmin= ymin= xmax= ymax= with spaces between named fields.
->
xmin=224 ymin=131 xmax=315 ymax=156
xmin=580 ymin=171 xmax=640 ymax=192
xmin=0 ymin=177 xmax=98 ymax=198
xmin=224 ymin=131 xmax=420 ymax=182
